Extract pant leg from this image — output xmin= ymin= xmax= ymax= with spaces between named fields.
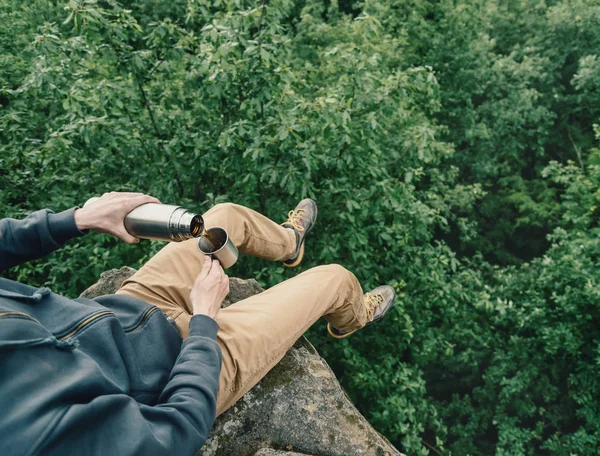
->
xmin=117 ymin=203 xmax=368 ymax=414
xmin=117 ymin=203 xmax=296 ymax=337
xmin=212 ymin=264 xmax=367 ymax=415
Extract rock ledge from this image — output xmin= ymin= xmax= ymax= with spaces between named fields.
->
xmin=81 ymin=267 xmax=403 ymax=456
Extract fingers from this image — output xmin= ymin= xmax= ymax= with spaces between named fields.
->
xmin=82 ymin=191 xmax=161 ymax=244
xmin=100 ymin=191 xmax=160 ymax=203
xmin=223 ymin=275 xmax=230 ymax=296
xmin=121 ymin=235 xmax=140 ymax=244
xmin=122 ymin=194 xmax=160 ymax=212
xmin=197 ymin=255 xmax=213 ymax=281
xmin=115 ymin=228 xmax=140 ymax=244
xmin=106 ymin=191 xmax=153 ymax=198
xmin=220 ymin=265 xmax=230 ymax=301
xmin=210 ymin=260 xmax=229 ymax=299
xmin=189 ymin=256 xmax=229 ymax=318
xmin=209 ymin=258 xmax=225 ymax=280
xmin=191 ymin=256 xmax=212 ymax=293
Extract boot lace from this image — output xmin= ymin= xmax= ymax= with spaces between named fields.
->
xmin=281 ymin=209 xmax=306 ymax=232
xmin=364 ymin=292 xmax=385 ymax=322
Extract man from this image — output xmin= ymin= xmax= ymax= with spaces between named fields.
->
xmin=0 ymin=192 xmax=396 ymax=455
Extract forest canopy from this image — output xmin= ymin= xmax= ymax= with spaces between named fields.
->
xmin=1 ymin=0 xmax=600 ymax=454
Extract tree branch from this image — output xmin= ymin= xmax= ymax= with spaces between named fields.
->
xmin=422 ymin=439 xmax=444 ymax=456
xmin=137 ymin=81 xmax=161 ymax=138
xmin=567 ymin=128 xmax=584 ymax=171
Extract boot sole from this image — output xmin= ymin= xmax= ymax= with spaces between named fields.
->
xmin=327 ymin=323 xmax=358 ymax=339
xmin=283 ymin=242 xmax=304 ymax=268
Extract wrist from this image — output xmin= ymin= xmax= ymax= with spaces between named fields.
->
xmin=191 ymin=301 xmax=219 ymax=319
xmin=74 ymin=208 xmax=93 ymax=231
xmin=192 ymin=307 xmax=218 ymax=319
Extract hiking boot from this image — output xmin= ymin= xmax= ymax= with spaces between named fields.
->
xmin=327 ymin=285 xmax=396 ymax=339
xmin=281 ymin=198 xmax=318 ymax=267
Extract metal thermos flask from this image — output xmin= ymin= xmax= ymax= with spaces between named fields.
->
xmin=83 ymin=197 xmax=204 ymax=242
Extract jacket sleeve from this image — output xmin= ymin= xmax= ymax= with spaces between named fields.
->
xmin=43 ymin=315 xmax=222 ymax=456
xmin=0 ymin=208 xmax=87 ymax=271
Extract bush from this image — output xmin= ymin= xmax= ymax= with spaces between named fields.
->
xmin=2 ymin=1 xmax=599 ymax=454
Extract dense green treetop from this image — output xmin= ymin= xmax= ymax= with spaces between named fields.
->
xmin=1 ymin=1 xmax=599 ymax=454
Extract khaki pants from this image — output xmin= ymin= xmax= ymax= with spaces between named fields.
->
xmin=117 ymin=203 xmax=367 ymax=414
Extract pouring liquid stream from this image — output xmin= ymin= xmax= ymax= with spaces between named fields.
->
xmin=200 ymin=229 xmax=224 ymax=252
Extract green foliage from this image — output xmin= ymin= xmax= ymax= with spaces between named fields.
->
xmin=1 ymin=0 xmax=600 ymax=455
xmin=370 ymin=0 xmax=600 ymax=264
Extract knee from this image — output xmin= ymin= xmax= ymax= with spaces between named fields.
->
xmin=310 ymin=264 xmax=354 ymax=284
xmin=211 ymin=202 xmax=238 ymax=214
xmin=208 ymin=202 xmax=245 ymax=221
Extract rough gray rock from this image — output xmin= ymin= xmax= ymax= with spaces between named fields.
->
xmin=79 ymin=266 xmax=138 ymax=299
xmin=221 ymin=277 xmax=264 ymax=308
xmin=253 ymin=450 xmax=310 ymax=456
xmin=82 ymin=267 xmax=403 ymax=456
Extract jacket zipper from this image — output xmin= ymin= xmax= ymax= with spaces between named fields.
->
xmin=1 ymin=306 xmax=158 ymax=340
xmin=57 ymin=311 xmax=113 ymax=341
xmin=125 ymin=306 xmax=159 ymax=334
xmin=0 ymin=311 xmax=37 ymax=321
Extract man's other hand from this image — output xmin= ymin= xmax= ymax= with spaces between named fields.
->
xmin=190 ymin=255 xmax=229 ymax=319
xmin=74 ymin=192 xmax=160 ymax=244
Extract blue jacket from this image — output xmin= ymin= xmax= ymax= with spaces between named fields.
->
xmin=0 ymin=208 xmax=222 ymax=455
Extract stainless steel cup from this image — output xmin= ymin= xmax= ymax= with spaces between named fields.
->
xmin=197 ymin=227 xmax=239 ymax=269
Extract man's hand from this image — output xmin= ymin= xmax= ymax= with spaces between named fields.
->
xmin=74 ymin=192 xmax=160 ymax=244
xmin=190 ymin=255 xmax=230 ymax=319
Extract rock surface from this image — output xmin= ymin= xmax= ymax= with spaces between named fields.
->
xmin=80 ymin=266 xmax=138 ymax=299
xmin=81 ymin=267 xmax=403 ymax=456
xmin=253 ymin=450 xmax=310 ymax=456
